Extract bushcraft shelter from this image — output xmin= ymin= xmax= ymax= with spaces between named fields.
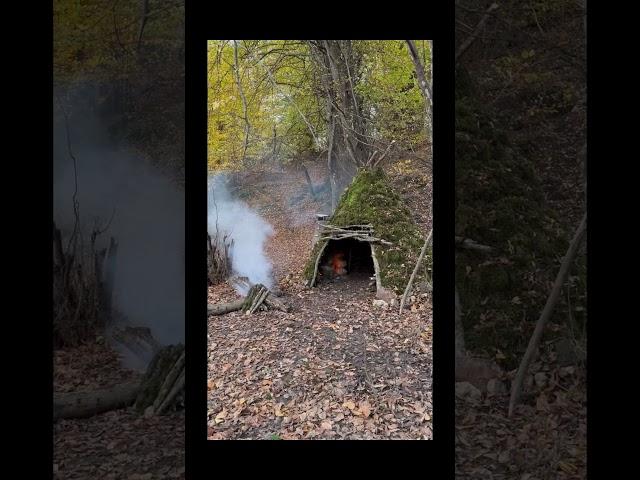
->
xmin=305 ymin=168 xmax=429 ymax=296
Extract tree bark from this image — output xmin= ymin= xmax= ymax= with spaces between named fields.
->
xmin=406 ymin=40 xmax=433 ymax=110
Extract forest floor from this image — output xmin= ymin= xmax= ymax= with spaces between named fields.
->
xmin=207 ymin=155 xmax=433 ymax=439
xmin=454 ymin=2 xmax=587 ymax=478
xmin=53 ymin=344 xmax=185 ymax=479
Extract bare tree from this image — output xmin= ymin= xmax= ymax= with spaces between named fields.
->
xmin=233 ymin=40 xmax=251 ymax=164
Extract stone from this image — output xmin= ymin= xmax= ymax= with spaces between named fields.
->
xmin=534 ymin=372 xmax=547 ymax=388
xmin=372 ymin=299 xmax=388 ymax=308
xmin=455 ymin=381 xmax=482 ymax=401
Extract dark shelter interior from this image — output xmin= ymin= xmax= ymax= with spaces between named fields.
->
xmin=318 ymin=238 xmax=375 ymax=282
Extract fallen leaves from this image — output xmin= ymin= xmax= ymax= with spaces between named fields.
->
xmin=207 ymin=166 xmax=432 ymax=440
xmin=214 ymin=408 xmax=227 ymax=424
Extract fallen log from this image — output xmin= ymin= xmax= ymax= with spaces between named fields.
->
xmin=264 ymin=294 xmax=291 ymax=312
xmin=207 ymin=299 xmax=244 ymax=316
xmin=53 ymin=381 xmax=140 ymax=421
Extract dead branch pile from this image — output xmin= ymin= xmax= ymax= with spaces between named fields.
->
xmin=135 ymin=344 xmax=185 ymax=416
xmin=53 ymin=221 xmax=118 ymax=348
xmin=207 ymin=232 xmax=233 ymax=285
xmin=207 ymin=282 xmax=291 ymax=317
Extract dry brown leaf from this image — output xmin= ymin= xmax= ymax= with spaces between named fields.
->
xmin=343 ymin=400 xmax=356 ymax=410
xmin=358 ymin=401 xmax=372 ymax=418
xmin=214 ymin=408 xmax=227 ymax=424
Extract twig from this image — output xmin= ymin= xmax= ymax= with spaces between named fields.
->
xmin=455 ymin=2 xmax=500 ymax=65
xmin=508 ymin=213 xmax=587 ymax=417
xmin=399 ymin=230 xmax=433 ymax=314
xmin=455 ymin=236 xmax=493 ymax=252
xmin=370 ymin=140 xmax=396 ymax=168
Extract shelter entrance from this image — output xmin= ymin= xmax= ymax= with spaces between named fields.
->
xmin=318 ymin=238 xmax=375 ymax=282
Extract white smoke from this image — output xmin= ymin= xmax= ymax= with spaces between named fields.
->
xmin=53 ymin=109 xmax=185 ymax=357
xmin=208 ymin=174 xmax=274 ymax=293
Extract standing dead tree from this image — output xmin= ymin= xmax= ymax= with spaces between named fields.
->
xmin=207 ymin=232 xmax=233 ymax=285
xmin=54 ymin=98 xmax=119 ymax=347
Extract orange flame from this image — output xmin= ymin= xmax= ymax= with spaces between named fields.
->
xmin=331 ymin=252 xmax=347 ymax=275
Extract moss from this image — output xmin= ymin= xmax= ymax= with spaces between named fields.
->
xmin=304 ymin=168 xmax=428 ymax=291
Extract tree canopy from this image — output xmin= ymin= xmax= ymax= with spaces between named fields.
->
xmin=207 ymin=40 xmax=431 ymax=173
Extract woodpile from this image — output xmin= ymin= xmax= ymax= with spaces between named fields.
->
xmin=207 ymin=282 xmax=291 ymax=317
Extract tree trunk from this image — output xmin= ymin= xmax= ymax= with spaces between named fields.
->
xmin=308 ymin=40 xmax=368 ymax=203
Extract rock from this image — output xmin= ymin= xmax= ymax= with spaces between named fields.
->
xmin=455 ymin=354 xmax=502 ymax=392
xmin=455 ymin=381 xmax=482 ymax=401
xmin=559 ymin=366 xmax=575 ymax=378
xmin=534 ymin=372 xmax=547 ymax=388
xmin=376 ymin=287 xmax=396 ymax=303
xmin=487 ymin=378 xmax=507 ymax=395
xmin=372 ymin=299 xmax=388 ymax=308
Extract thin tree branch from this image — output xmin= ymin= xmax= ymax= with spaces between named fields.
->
xmin=508 ymin=213 xmax=587 ymax=417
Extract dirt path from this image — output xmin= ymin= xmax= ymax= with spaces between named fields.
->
xmin=207 ymin=166 xmax=433 ymax=439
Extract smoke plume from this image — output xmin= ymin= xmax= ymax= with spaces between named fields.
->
xmin=207 ymin=174 xmax=274 ymax=293
xmin=53 ymin=103 xmax=185 ymax=366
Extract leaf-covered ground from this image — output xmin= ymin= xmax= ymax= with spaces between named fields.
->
xmin=53 ymin=341 xmax=185 ymax=479
xmin=207 ymin=160 xmax=433 ymax=439
xmin=455 ymin=350 xmax=586 ymax=479
xmin=454 ymin=2 xmax=587 ymax=478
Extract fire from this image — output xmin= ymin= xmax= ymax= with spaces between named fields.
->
xmin=331 ymin=251 xmax=348 ymax=276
